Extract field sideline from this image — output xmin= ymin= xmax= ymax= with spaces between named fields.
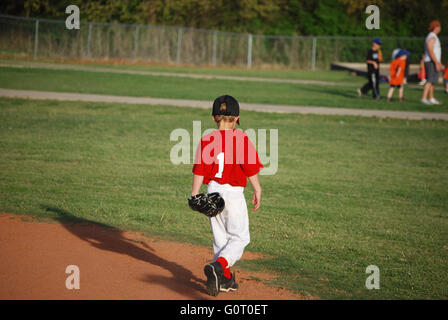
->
xmin=1 ymin=58 xmax=444 ymax=92
xmin=1 ymin=94 xmax=447 ymax=299
xmin=0 ymin=57 xmax=365 ymax=82
xmin=0 ymin=58 xmax=447 ymax=113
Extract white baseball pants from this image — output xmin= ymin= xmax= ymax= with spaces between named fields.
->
xmin=207 ymin=180 xmax=250 ymax=267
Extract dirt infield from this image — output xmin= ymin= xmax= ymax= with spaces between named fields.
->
xmin=0 ymin=213 xmax=305 ymax=300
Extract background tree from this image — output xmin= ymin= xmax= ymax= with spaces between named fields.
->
xmin=1 ymin=0 xmax=446 ymax=37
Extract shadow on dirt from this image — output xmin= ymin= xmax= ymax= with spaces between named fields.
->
xmin=41 ymin=205 xmax=208 ymax=299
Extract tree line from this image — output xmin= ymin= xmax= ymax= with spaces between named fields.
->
xmin=1 ymin=0 xmax=447 ymax=37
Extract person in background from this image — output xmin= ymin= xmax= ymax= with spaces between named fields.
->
xmin=392 ymin=48 xmax=400 ymax=60
xmin=403 ymin=50 xmax=410 ymax=84
xmin=393 ymin=48 xmax=410 ymax=85
xmin=358 ymin=38 xmax=383 ymax=99
xmin=387 ymin=49 xmax=409 ymax=102
xmin=421 ymin=20 xmax=443 ymax=105
xmin=418 ymin=53 xmax=427 ymax=86
xmin=444 ymin=62 xmax=448 ymax=94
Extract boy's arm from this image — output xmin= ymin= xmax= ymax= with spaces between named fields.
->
xmin=366 ymin=60 xmax=378 ymax=69
xmin=426 ymin=37 xmax=443 ymax=71
xmin=377 ymin=49 xmax=383 ymax=62
xmin=248 ymin=174 xmax=262 ymax=212
xmin=191 ymin=174 xmax=204 ymax=196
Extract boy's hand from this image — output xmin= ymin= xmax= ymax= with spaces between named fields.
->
xmin=248 ymin=174 xmax=262 ymax=212
xmin=367 ymin=60 xmax=378 ymax=69
xmin=251 ymin=188 xmax=261 ymax=211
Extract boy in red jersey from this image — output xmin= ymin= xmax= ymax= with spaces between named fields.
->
xmin=191 ymin=95 xmax=263 ymax=296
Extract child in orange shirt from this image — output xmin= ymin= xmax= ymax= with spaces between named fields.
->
xmin=418 ymin=53 xmax=427 ymax=85
xmin=444 ymin=62 xmax=448 ymax=94
xmin=387 ymin=49 xmax=409 ymax=102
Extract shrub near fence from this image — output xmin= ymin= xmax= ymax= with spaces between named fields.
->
xmin=0 ymin=14 xmax=447 ymax=69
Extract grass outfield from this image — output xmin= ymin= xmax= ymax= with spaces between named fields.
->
xmin=0 ymin=57 xmax=364 ymax=82
xmin=1 ymin=97 xmax=447 ymax=299
xmin=0 ymin=65 xmax=448 ymax=113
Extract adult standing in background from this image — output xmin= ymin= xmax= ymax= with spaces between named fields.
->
xmin=358 ymin=38 xmax=383 ymax=99
xmin=421 ymin=20 xmax=444 ymax=105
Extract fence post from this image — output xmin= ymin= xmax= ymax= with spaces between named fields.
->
xmin=133 ymin=25 xmax=140 ymax=61
xmin=176 ymin=27 xmax=183 ymax=64
xmin=86 ymin=23 xmax=92 ymax=59
xmin=33 ymin=19 xmax=39 ymax=59
xmin=247 ymin=34 xmax=253 ymax=68
xmin=212 ymin=31 xmax=217 ymax=66
xmin=311 ymin=37 xmax=317 ymax=70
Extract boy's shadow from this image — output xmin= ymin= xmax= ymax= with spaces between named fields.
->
xmin=41 ymin=205 xmax=208 ymax=299
xmin=302 ymin=85 xmax=358 ymax=99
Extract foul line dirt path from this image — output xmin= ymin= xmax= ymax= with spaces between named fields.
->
xmin=0 ymin=213 xmax=306 ymax=300
xmin=1 ymin=88 xmax=448 ymax=121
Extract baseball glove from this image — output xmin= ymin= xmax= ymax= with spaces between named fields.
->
xmin=188 ymin=192 xmax=225 ymax=218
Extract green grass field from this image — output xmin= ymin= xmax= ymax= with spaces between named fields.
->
xmin=0 ymin=57 xmax=366 ymax=82
xmin=0 ymin=61 xmax=447 ymax=113
xmin=1 ymin=96 xmax=447 ymax=299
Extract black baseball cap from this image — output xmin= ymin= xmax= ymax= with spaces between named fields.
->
xmin=212 ymin=95 xmax=240 ymax=125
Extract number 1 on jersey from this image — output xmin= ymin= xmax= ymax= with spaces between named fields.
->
xmin=215 ymin=152 xmax=224 ymax=178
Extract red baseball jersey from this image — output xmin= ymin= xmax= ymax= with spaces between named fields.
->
xmin=192 ymin=129 xmax=263 ymax=187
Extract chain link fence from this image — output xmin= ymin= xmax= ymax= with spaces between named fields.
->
xmin=0 ymin=14 xmax=447 ymax=69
